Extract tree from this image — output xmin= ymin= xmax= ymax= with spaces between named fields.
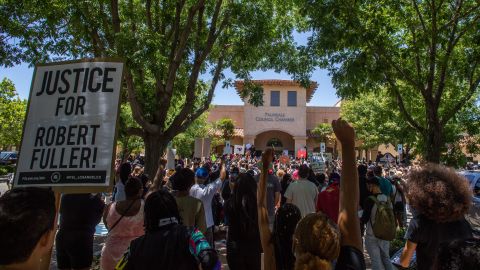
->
xmin=2 ymin=0 xmax=311 ymax=176
xmin=0 ymin=78 xmax=27 ymax=149
xmin=311 ymin=123 xmax=334 ymax=144
xmin=341 ymin=89 xmax=480 ymax=162
xmin=299 ymin=0 xmax=480 ymax=163
xmin=172 ymin=112 xmax=210 ymax=158
xmin=340 ymin=89 xmax=417 ymax=151
xmin=215 ymin=117 xmax=235 ymax=140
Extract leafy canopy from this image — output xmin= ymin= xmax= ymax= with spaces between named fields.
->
xmin=298 ymin=0 xmax=480 ymax=161
xmin=0 ymin=78 xmax=27 ymax=148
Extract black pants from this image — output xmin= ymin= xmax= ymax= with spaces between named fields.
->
xmin=56 ymin=230 xmax=94 ymax=269
xmin=226 ymin=242 xmax=261 ymax=270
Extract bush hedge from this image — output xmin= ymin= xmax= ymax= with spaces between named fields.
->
xmin=0 ymin=165 xmax=15 ymax=176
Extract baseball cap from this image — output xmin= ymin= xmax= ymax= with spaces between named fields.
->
xmin=195 ymin=167 xmax=209 ymax=179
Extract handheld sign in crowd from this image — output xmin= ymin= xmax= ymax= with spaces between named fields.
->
xmin=14 ymin=59 xmax=124 ymax=191
xmin=234 ymin=145 xmax=245 ymax=155
xmin=320 ymin=142 xmax=326 ymax=153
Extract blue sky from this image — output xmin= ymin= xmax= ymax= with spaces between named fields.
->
xmin=0 ymin=63 xmax=339 ymax=106
xmin=0 ymin=32 xmax=339 ymax=106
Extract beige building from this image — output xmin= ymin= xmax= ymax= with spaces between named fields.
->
xmin=208 ymin=80 xmax=379 ymax=159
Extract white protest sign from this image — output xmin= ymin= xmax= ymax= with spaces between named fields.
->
xmin=224 ymin=140 xmax=231 ymax=155
xmin=311 ymin=161 xmax=325 ymax=174
xmin=15 ymin=59 xmax=124 ymax=187
xmin=397 ymin=144 xmax=403 ymax=153
xmin=166 ymin=148 xmax=176 ymax=170
xmin=283 ymin=149 xmax=289 ymax=156
xmin=234 ymin=145 xmax=245 ymax=155
xmin=320 ymin=142 xmax=326 ymax=153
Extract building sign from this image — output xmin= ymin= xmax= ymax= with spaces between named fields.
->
xmin=15 ymin=59 xmax=124 ymax=187
xmin=256 ymin=112 xmax=294 ymax=122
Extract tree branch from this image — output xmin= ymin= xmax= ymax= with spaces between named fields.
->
xmin=441 ymin=63 xmax=480 ymax=125
xmin=167 ymin=53 xmax=225 ymax=138
xmin=146 ymin=0 xmax=153 ymax=30
xmin=125 ymin=69 xmax=159 ymax=134
xmin=426 ymin=0 xmax=438 ymax=98
xmin=412 ymin=0 xmax=427 ymax=33
xmin=165 ymin=0 xmax=205 ymax=95
xmin=385 ymin=75 xmax=425 ymax=133
xmin=166 ymin=0 xmax=223 ymax=128
xmin=434 ymin=0 xmax=463 ymax=104
xmin=110 ymin=0 xmax=120 ymax=34
xmin=126 ymin=127 xmax=144 ymax=137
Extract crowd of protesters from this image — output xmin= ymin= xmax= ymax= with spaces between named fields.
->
xmin=0 ymin=119 xmax=479 ymax=270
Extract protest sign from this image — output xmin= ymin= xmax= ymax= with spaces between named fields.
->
xmin=234 ymin=145 xmax=245 ymax=155
xmin=320 ymin=142 xmax=326 ymax=153
xmin=224 ymin=140 xmax=231 ymax=154
xmin=194 ymin=138 xmax=203 ymax=158
xmin=297 ymin=149 xmax=307 ymax=159
xmin=311 ymin=161 xmax=325 ymax=174
xmin=14 ymin=59 xmax=124 ymax=189
xmin=279 ymin=155 xmax=289 ymax=164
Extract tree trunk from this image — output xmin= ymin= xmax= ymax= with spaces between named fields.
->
xmin=424 ymin=121 xmax=443 ymax=164
xmin=144 ymin=133 xmax=169 ymax=178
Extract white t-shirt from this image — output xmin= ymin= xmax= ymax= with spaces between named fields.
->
xmin=284 ymin=178 xmax=318 ymax=217
xmin=190 ymin=179 xmax=222 ymax=228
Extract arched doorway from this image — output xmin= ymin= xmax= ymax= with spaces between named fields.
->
xmin=254 ymin=130 xmax=294 ymax=152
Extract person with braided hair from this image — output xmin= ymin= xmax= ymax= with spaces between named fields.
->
xmin=258 ymin=148 xmax=305 ymax=270
xmin=288 ymin=119 xmax=366 ymax=270
xmin=225 ymin=173 xmax=262 ymax=270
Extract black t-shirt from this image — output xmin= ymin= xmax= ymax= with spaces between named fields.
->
xmin=119 ymin=224 xmax=209 ymax=270
xmin=405 ymin=215 xmax=473 ymax=270
xmin=335 ymin=246 xmax=366 ymax=270
xmin=224 ymin=198 xmax=262 ymax=253
xmin=59 ymin=194 xmax=105 ymax=234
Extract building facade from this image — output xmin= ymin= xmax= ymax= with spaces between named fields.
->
xmin=208 ymin=80 xmax=368 ymax=156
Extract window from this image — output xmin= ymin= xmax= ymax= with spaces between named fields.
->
xmin=270 ymin=91 xmax=280 ymax=106
xmin=323 ymin=118 xmax=329 ymax=123
xmin=287 ymin=91 xmax=297 ymax=107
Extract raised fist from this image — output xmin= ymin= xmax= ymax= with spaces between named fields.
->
xmin=332 ymin=118 xmax=355 ymax=147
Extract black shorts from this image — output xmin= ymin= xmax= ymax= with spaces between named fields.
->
xmin=56 ymin=230 xmax=94 ymax=269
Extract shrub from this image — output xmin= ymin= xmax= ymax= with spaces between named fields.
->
xmin=390 ymin=227 xmax=407 ymax=256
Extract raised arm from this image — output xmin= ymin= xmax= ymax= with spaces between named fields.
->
xmin=332 ymin=119 xmax=362 ymax=251
xmin=258 ymin=148 xmax=276 ymax=270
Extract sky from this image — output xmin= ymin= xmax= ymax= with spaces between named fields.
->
xmin=0 ymin=32 xmax=340 ymax=106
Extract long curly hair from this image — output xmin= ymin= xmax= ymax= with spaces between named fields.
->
xmin=406 ymin=163 xmax=472 ymax=223
xmin=294 ymin=212 xmax=340 ymax=270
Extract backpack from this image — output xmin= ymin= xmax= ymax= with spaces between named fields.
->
xmin=369 ymin=195 xmax=396 ymax=241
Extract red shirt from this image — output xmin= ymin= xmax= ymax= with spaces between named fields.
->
xmin=316 ymin=182 xmax=340 ymax=224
